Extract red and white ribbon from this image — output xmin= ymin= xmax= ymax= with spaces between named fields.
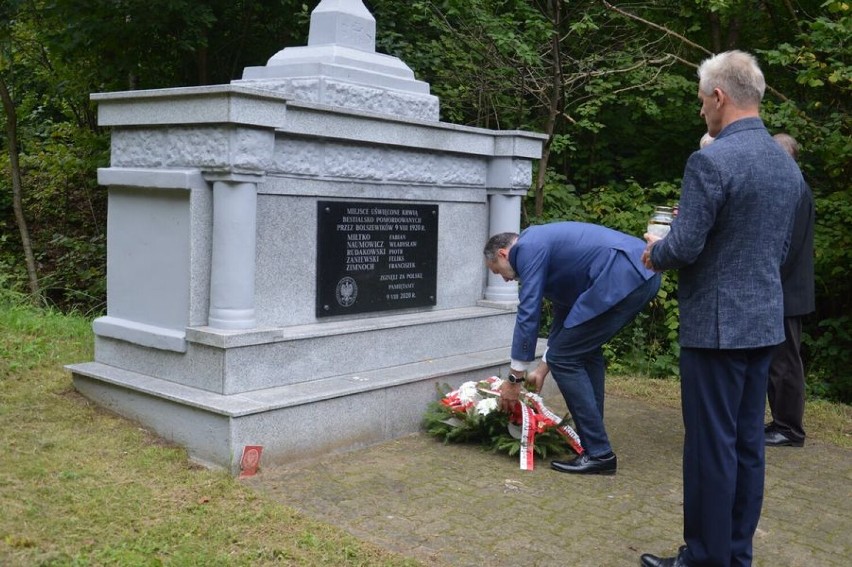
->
xmin=440 ymin=376 xmax=584 ymax=471
xmin=519 ymin=403 xmax=536 ymax=470
xmin=524 ymin=391 xmax=584 ymax=457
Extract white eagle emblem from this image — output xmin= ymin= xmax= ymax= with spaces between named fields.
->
xmin=336 ymin=277 xmax=358 ymax=307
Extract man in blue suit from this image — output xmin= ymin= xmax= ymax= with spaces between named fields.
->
xmin=484 ymin=222 xmax=661 ymax=475
xmin=640 ymin=51 xmax=804 ymax=567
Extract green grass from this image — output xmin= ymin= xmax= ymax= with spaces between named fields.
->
xmin=0 ymin=298 xmax=421 ymax=567
xmin=608 ymin=374 xmax=852 ymax=448
xmin=2 ymin=296 xmax=849 ymax=565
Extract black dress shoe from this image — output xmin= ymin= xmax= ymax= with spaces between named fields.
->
xmin=765 ymin=429 xmax=804 ymax=447
xmin=550 ymin=453 xmax=616 ymax=475
xmin=640 ymin=546 xmax=688 ymax=567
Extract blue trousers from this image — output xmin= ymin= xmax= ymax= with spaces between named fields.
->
xmin=680 ymin=346 xmax=774 ymax=567
xmin=547 ymin=274 xmax=661 ymax=457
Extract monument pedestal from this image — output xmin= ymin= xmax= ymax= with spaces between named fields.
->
xmin=70 ymin=309 xmax=546 ymax=471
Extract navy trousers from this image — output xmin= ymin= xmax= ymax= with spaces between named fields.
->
xmin=680 ymin=346 xmax=774 ymax=567
xmin=547 ymin=274 xmax=661 ymax=457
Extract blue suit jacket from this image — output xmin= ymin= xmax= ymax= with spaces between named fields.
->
xmin=650 ymin=117 xmax=804 ymax=349
xmin=508 ymin=222 xmax=657 ymax=362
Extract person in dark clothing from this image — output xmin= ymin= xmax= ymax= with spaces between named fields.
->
xmin=765 ymin=133 xmax=815 ymax=447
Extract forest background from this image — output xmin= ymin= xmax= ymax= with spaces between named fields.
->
xmin=1 ymin=0 xmax=849 ymax=402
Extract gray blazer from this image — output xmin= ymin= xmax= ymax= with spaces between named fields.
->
xmin=651 ymin=117 xmax=804 ymax=349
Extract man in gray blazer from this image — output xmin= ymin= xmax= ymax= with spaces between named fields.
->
xmin=639 ymin=51 xmax=804 ymax=567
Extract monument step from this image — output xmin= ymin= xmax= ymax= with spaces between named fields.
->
xmin=184 ymin=305 xmax=516 ymax=349
xmin=93 ymin=305 xmax=519 ymax=394
xmin=68 ymin=339 xmax=545 ymax=472
xmin=71 ymin=342 xmax=525 ymax=417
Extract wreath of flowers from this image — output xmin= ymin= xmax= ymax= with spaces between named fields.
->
xmin=423 ymin=376 xmax=583 ymax=470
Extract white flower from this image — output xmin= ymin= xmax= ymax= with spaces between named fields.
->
xmin=475 ymin=397 xmax=498 ymax=416
xmin=457 ymin=381 xmax=481 ymax=404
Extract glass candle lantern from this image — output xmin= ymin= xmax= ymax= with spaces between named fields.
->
xmin=647 ymin=205 xmax=674 ymax=238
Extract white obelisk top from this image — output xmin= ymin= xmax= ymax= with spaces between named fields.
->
xmin=236 ymin=0 xmax=439 ymax=120
xmin=307 ymin=0 xmax=375 ymax=51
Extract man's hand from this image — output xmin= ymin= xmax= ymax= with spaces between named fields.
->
xmin=499 ymin=381 xmax=522 ymax=413
xmin=642 ymin=233 xmax=661 ymax=271
xmin=527 ymin=362 xmax=550 ymax=394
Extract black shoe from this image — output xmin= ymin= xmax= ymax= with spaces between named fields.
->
xmin=765 ymin=429 xmax=804 ymax=447
xmin=550 ymin=453 xmax=616 ymax=475
xmin=640 ymin=546 xmax=688 ymax=567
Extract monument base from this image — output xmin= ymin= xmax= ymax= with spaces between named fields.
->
xmin=68 ymin=338 xmax=546 ymax=474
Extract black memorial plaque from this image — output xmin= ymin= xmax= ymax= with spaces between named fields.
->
xmin=316 ymin=201 xmax=438 ymax=317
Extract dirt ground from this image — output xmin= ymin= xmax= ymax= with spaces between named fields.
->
xmin=246 ymin=393 xmax=852 ymax=566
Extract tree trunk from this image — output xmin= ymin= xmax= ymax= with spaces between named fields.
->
xmin=534 ymin=0 xmax=564 ymax=218
xmin=197 ymin=45 xmax=209 ymax=85
xmin=709 ymin=12 xmax=722 ymax=53
xmin=726 ymin=17 xmax=741 ymax=50
xmin=0 ymin=76 xmax=41 ymax=301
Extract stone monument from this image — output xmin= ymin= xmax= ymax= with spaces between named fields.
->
xmin=68 ymin=0 xmax=546 ymax=473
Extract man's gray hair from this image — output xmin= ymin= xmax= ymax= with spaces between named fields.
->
xmin=773 ymin=133 xmax=799 ymax=162
xmin=483 ymin=232 xmax=518 ymax=261
xmin=698 ymin=50 xmax=765 ymax=108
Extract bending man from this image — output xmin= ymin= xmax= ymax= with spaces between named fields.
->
xmin=484 ymin=222 xmax=661 ymax=475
